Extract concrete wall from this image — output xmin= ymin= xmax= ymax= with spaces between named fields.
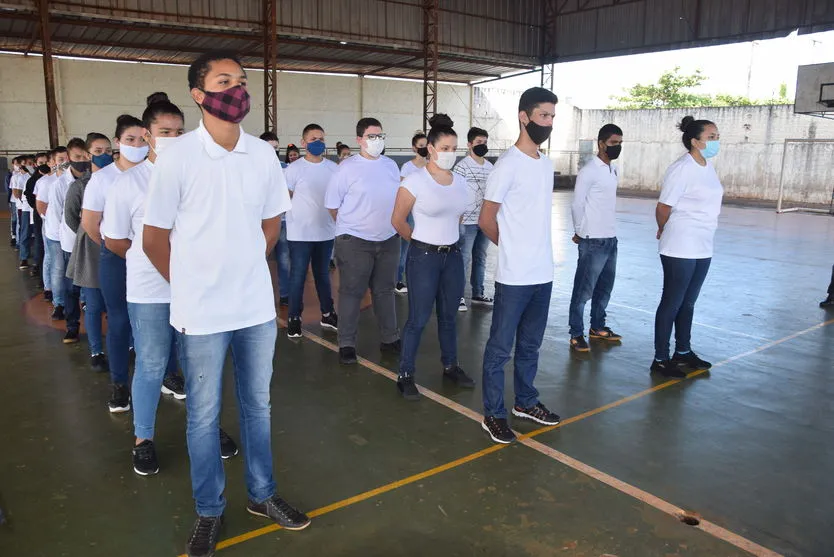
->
xmin=575 ymin=105 xmax=834 ymax=203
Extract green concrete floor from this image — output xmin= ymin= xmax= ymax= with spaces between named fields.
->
xmin=0 ymin=193 xmax=832 ymax=557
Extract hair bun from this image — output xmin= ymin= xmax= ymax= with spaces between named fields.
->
xmin=428 ymin=113 xmax=454 ymax=129
xmin=146 ymin=92 xmax=170 ymax=107
xmin=678 ymin=115 xmax=695 ymax=132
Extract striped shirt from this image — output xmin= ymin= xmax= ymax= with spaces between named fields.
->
xmin=453 ymin=155 xmax=493 ymax=225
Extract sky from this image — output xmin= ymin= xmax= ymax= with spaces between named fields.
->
xmin=488 ymin=30 xmax=834 ymax=109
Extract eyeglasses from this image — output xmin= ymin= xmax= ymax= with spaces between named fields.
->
xmin=365 ymin=133 xmax=386 ymax=141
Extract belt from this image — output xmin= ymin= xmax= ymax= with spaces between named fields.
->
xmin=410 ymin=239 xmax=459 ymax=253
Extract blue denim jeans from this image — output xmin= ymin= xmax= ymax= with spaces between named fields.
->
xmin=18 ymin=212 xmax=31 ymax=261
xmin=62 ymin=251 xmax=80 ymax=332
xmin=177 ymin=319 xmax=278 ymax=517
xmin=482 ymin=281 xmax=552 ymax=418
xmin=129 ymin=302 xmax=179 ymax=440
xmin=10 ymin=204 xmax=17 ymax=242
xmin=288 ymin=239 xmax=335 ymax=318
xmin=568 ymin=237 xmax=617 ymax=337
xmin=275 ymin=223 xmax=291 ymax=298
xmin=46 ymin=239 xmax=65 ymax=306
xmin=398 ymin=244 xmax=464 ymax=377
xmin=654 ymin=255 xmax=711 ymax=361
xmin=397 ymin=214 xmax=415 ymax=283
xmin=82 ymin=287 xmax=106 ymax=355
xmin=458 ymin=224 xmax=490 ymax=298
xmin=100 ymin=244 xmax=131 ymax=386
xmin=42 ymin=235 xmax=53 ymax=292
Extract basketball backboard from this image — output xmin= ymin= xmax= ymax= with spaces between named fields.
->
xmin=795 ymin=62 xmax=834 ymax=118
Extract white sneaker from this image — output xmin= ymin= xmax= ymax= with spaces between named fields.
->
xmin=458 ymin=297 xmax=468 ymax=312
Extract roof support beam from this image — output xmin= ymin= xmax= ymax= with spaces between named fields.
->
xmin=422 ymin=0 xmax=439 ymax=131
xmin=37 ymin=0 xmax=59 ymax=147
xmin=262 ymin=0 xmax=278 ymax=134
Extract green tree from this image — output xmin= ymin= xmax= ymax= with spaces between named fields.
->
xmin=610 ymin=67 xmax=713 ymax=109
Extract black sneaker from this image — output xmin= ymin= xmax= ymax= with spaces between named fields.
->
xmin=132 ymin=439 xmax=160 ymax=476
xmin=570 ymin=335 xmax=590 ymax=352
xmin=9 ymin=237 xmax=15 ymax=247
xmin=394 ymin=281 xmax=408 ymax=294
xmin=29 ymin=265 xmax=39 ymax=277
xmin=458 ymin=297 xmax=468 ymax=312
xmin=63 ymin=328 xmax=80 ymax=344
xmin=512 ymin=402 xmax=561 ymax=426
xmin=44 ymin=290 xmax=53 ymax=303
xmin=18 ymin=259 xmax=28 ymax=270
xmin=820 ymin=296 xmax=834 ymax=309
xmin=481 ymin=416 xmax=516 ymax=444
xmin=219 ymin=428 xmax=238 ymax=459
xmin=108 ymin=383 xmax=131 ymax=413
xmin=246 ymin=495 xmax=311 ymax=531
xmin=279 ymin=296 xmax=289 ymax=307
xmin=339 ymin=346 xmax=357 ymax=364
xmin=161 ymin=374 xmax=187 ymax=400
xmin=186 ymin=515 xmax=223 ymax=557
xmin=380 ymin=339 xmax=402 ymax=354
xmin=650 ymin=359 xmax=689 ymax=378
xmin=287 ymin=316 xmax=303 ymax=338
xmin=672 ymin=351 xmax=712 ymax=371
xmin=320 ymin=312 xmax=338 ymax=331
xmin=81 ymin=301 xmax=87 ymax=312
xmin=51 ymin=305 xmax=66 ymax=321
xmin=396 ymin=375 xmax=420 ymax=401
xmin=471 ymin=295 xmax=493 ymax=306
xmin=443 ymin=365 xmax=475 ymax=389
xmin=90 ymin=353 xmax=109 ymax=372
xmin=589 ymin=327 xmax=622 ymax=341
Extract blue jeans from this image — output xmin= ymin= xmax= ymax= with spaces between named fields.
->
xmin=129 ymin=302 xmax=179 ymax=440
xmin=275 ymin=224 xmax=291 ymax=298
xmin=397 ymin=214 xmax=415 ymax=283
xmin=288 ymin=239 xmax=335 ymax=318
xmin=654 ymin=255 xmax=712 ymax=361
xmin=82 ymin=287 xmax=106 ymax=355
xmin=458 ymin=224 xmax=490 ymax=298
xmin=482 ymin=281 xmax=552 ymax=418
xmin=62 ymin=251 xmax=81 ymax=332
xmin=18 ymin=212 xmax=31 ymax=261
xmin=46 ymin=239 xmax=65 ymax=306
xmin=399 ymin=244 xmax=464 ymax=377
xmin=10 ymin=204 xmax=17 ymax=241
xmin=568 ymin=237 xmax=617 ymax=337
xmin=43 ymin=235 xmax=53 ymax=292
xmin=100 ymin=244 xmax=131 ymax=386
xmin=177 ymin=319 xmax=277 ymax=517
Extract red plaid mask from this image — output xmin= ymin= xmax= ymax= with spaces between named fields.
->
xmin=200 ymin=84 xmax=251 ymax=124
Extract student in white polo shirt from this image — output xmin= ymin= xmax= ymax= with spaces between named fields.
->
xmin=41 ymin=147 xmax=70 ymax=315
xmin=652 ymin=116 xmax=724 ymax=378
xmin=35 ymin=150 xmax=58 ymax=302
xmin=11 ymin=156 xmax=35 ymax=270
xmin=142 ymin=50 xmax=310 ymax=557
xmin=568 ymin=124 xmax=624 ymax=352
xmin=478 ymin=87 xmax=562 ymax=445
xmin=284 ymin=123 xmax=338 ymax=339
xmin=325 ymin=117 xmax=402 ymax=365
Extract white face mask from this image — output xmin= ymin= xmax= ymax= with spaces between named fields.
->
xmin=151 ymin=136 xmax=177 ymax=157
xmin=120 ymin=143 xmax=150 ymax=163
xmin=365 ymin=138 xmax=385 ymax=158
xmin=434 ymin=151 xmax=457 ymax=170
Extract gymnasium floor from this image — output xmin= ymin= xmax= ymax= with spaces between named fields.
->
xmin=0 ymin=191 xmax=832 ymax=557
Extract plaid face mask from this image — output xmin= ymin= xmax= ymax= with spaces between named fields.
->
xmin=200 ymin=84 xmax=251 ymax=124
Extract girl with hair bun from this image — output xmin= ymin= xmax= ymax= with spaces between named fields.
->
xmin=652 ymin=115 xmax=724 ymax=378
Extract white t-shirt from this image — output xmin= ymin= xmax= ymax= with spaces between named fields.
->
xmin=103 ymin=160 xmax=170 ymax=304
xmin=453 ymin=155 xmax=493 ymax=225
xmin=11 ymin=173 xmax=29 ymax=211
xmin=658 ymin=153 xmax=724 ymax=259
xmin=400 ymin=160 xmax=424 ymax=179
xmin=285 ymin=157 xmax=337 ymax=242
xmin=34 ymin=174 xmax=54 ymax=216
xmin=43 ymin=173 xmax=69 ymax=241
xmin=143 ymin=120 xmax=291 ymax=335
xmin=402 ymin=168 xmax=468 ymax=246
xmin=484 ymin=146 xmax=554 ymax=286
xmin=571 ymin=156 xmax=618 ymax=239
xmin=324 ymin=154 xmax=399 ymax=242
xmin=82 ymin=163 xmax=124 ymax=231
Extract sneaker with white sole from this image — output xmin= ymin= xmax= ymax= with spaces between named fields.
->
xmin=108 ymin=383 xmax=131 ymax=413
xmin=287 ymin=317 xmax=302 ymax=339
xmin=512 ymin=402 xmax=560 ymax=426
xmin=458 ymin=297 xmax=468 ymax=312
xmin=320 ymin=312 xmax=338 ymax=331
xmin=471 ymin=295 xmax=493 ymax=306
xmin=161 ymin=374 xmax=187 ymax=400
xmin=394 ymin=282 xmax=408 ymax=294
xmin=481 ymin=416 xmax=516 ymax=444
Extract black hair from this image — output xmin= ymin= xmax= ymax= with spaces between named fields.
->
xmin=678 ymin=116 xmax=715 ymax=150
xmin=35 ymin=152 xmax=48 ymax=161
xmin=411 ymin=132 xmax=427 ymax=147
xmin=188 ymin=50 xmax=244 ymax=91
xmin=467 ymin=127 xmax=488 ymax=143
xmin=114 ymin=114 xmax=144 ymax=140
xmin=302 ymin=123 xmax=324 ymax=137
xmin=598 ymin=124 xmax=623 ymax=143
xmin=85 ymin=133 xmax=110 ymax=150
xmin=66 ymin=137 xmax=87 ymax=152
xmin=356 ymin=117 xmax=382 ymax=138
xmin=142 ymin=94 xmax=185 ymax=130
xmin=259 ymin=131 xmax=279 ymax=142
xmin=426 ymin=113 xmax=456 ymax=145
xmin=285 ymin=144 xmax=300 ymax=163
xmin=146 ymin=92 xmax=170 ymax=106
xmin=518 ymin=87 xmax=559 ymax=116
xmin=52 ymin=146 xmax=68 ymax=155
xmin=337 ymin=143 xmax=351 ymax=154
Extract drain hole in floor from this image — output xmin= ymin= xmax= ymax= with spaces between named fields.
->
xmin=679 ymin=511 xmax=701 ymax=526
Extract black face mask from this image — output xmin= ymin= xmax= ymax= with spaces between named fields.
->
xmin=525 ymin=121 xmax=552 ymax=145
xmin=37 ymin=164 xmax=51 ymax=175
xmin=416 ymin=146 xmax=429 ymax=158
xmin=472 ymin=144 xmax=489 ymax=157
xmin=605 ymin=144 xmax=622 ymax=160
xmin=69 ymin=161 xmax=92 ymax=173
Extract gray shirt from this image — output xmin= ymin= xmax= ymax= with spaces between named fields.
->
xmin=65 ymin=172 xmax=100 ymax=288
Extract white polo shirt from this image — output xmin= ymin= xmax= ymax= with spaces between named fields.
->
xmin=82 ymin=162 xmax=124 ymax=231
xmin=103 ymin=160 xmax=170 ymax=304
xmin=143 ymin=120 xmax=291 ymax=335
xmin=658 ymin=153 xmax=724 ymax=259
xmin=285 ymin=157 xmax=337 ymax=242
xmin=400 ymin=160 xmax=424 ymax=179
xmin=571 ymin=156 xmax=618 ymax=239
xmin=45 ymin=172 xmax=72 ymax=242
xmin=453 ymin=155 xmax=493 ymax=225
xmin=484 ymin=146 xmax=554 ymax=286
xmin=324 ymin=154 xmax=399 ymax=242
xmin=401 ymin=167 xmax=468 ymax=246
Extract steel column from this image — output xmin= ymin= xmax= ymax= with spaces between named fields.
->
xmin=542 ymin=0 xmax=558 ymax=64
xmin=38 ymin=0 xmax=59 ymax=147
xmin=262 ymin=0 xmax=278 ymax=133
xmin=422 ymin=0 xmax=439 ymax=131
